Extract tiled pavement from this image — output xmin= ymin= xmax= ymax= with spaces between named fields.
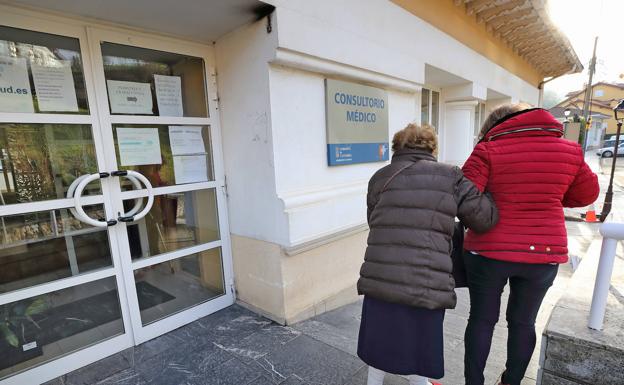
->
xmin=44 ymin=276 xmax=572 ymax=385
xmin=42 ymin=155 xmax=608 ymax=385
xmin=45 ymin=215 xmax=592 ymax=385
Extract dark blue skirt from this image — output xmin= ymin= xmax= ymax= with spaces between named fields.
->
xmin=357 ymin=296 xmax=445 ymax=378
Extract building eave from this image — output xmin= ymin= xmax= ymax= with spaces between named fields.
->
xmin=454 ymin=0 xmax=583 ymax=78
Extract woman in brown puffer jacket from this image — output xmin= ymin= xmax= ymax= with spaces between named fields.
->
xmin=357 ymin=123 xmax=498 ymax=385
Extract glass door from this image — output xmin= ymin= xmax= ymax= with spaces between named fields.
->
xmin=88 ymin=27 xmax=234 ymax=344
xmin=0 ymin=11 xmax=233 ymax=384
xmin=0 ymin=16 xmax=134 ymax=384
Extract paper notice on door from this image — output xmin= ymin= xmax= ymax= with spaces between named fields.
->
xmin=116 ymin=127 xmax=162 ymax=166
xmin=0 ymin=57 xmax=35 ymax=113
xmin=31 ymin=60 xmax=79 ymax=112
xmin=168 ymin=126 xmax=205 ymax=155
xmin=107 ymin=80 xmax=153 ymax=114
xmin=173 ymin=155 xmax=208 ymax=184
xmin=154 ymin=75 xmax=183 ymax=117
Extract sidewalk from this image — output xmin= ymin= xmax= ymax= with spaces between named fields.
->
xmin=49 ymin=223 xmax=599 ymax=385
xmin=49 ymin=156 xmax=611 ymax=385
xmin=50 ymin=254 xmax=580 ymax=385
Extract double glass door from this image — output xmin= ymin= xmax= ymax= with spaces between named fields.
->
xmin=0 ymin=11 xmax=233 ymax=384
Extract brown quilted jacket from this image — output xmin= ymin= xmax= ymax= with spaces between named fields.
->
xmin=357 ymin=148 xmax=498 ymax=309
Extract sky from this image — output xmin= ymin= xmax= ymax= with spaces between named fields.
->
xmin=545 ymin=0 xmax=624 ymax=100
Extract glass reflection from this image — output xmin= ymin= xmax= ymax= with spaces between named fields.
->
xmin=0 ymin=205 xmax=112 ymax=294
xmin=135 ymin=248 xmax=225 ymax=325
xmin=126 ymin=189 xmax=220 ymax=260
xmin=101 ymin=42 xmax=208 ymax=117
xmin=0 ymin=124 xmax=99 ymax=205
xmin=0 ymin=277 xmax=123 ymax=380
xmin=0 ymin=25 xmax=89 ymax=114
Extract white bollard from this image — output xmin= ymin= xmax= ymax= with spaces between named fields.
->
xmin=588 ymin=222 xmax=624 ymax=330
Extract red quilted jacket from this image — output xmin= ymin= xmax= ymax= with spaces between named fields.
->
xmin=462 ymin=108 xmax=599 ymax=264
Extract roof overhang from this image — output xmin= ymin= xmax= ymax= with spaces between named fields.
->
xmin=455 ymin=0 xmax=583 ymax=78
xmin=1 ymin=0 xmax=271 ymax=42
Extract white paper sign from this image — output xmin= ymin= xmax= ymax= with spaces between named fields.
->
xmin=22 ymin=341 xmax=37 ymax=351
xmin=31 ymin=61 xmax=79 ymax=112
xmin=107 ymin=80 xmax=153 ymax=114
xmin=168 ymin=126 xmax=205 ymax=155
xmin=154 ymin=75 xmax=183 ymax=117
xmin=116 ymin=127 xmax=162 ymax=166
xmin=173 ymin=155 xmax=208 ymax=184
xmin=0 ymin=57 xmax=34 ymax=113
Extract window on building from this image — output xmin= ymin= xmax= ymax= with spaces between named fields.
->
xmin=421 ymin=88 xmax=440 ymax=131
xmin=473 ymin=102 xmax=486 ymax=146
xmin=421 ymin=88 xmax=430 ymax=126
xmin=431 ymin=91 xmax=439 ymax=129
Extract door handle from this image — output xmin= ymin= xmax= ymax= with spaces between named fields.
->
xmin=71 ymin=173 xmax=117 ymax=228
xmin=116 ymin=170 xmax=154 ymax=223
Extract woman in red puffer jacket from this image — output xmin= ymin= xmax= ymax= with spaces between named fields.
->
xmin=461 ymin=105 xmax=599 ymax=385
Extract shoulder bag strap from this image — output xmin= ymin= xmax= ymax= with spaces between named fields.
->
xmin=380 ymin=161 xmax=415 ymax=193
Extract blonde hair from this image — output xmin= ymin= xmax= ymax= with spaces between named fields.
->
xmin=392 ymin=123 xmax=438 ymax=154
xmin=479 ymin=103 xmax=533 ymax=140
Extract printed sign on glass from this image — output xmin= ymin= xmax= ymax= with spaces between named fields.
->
xmin=0 ymin=57 xmax=35 ymax=113
xmin=154 ymin=75 xmax=184 ymax=117
xmin=325 ymin=79 xmax=389 ymax=166
xmin=31 ymin=60 xmax=79 ymax=112
xmin=107 ymin=80 xmax=153 ymax=114
xmin=116 ymin=127 xmax=162 ymax=166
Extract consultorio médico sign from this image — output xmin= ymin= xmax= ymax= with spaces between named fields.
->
xmin=325 ymin=79 xmax=389 ymax=166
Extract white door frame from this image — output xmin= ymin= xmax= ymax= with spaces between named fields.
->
xmin=87 ymin=25 xmax=235 ymax=345
xmin=0 ymin=7 xmax=234 ymax=384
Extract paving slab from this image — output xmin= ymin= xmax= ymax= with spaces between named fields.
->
xmin=260 ymin=335 xmax=364 ymax=385
xmin=540 ymin=239 xmax=624 ymax=385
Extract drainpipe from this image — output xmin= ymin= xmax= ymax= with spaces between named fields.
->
xmin=537 ymin=74 xmax=566 ymax=108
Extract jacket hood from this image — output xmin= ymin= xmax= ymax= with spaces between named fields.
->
xmin=483 ymin=108 xmax=563 ymax=142
xmin=392 ymin=148 xmax=437 ymax=163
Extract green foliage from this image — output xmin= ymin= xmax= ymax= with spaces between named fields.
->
xmin=0 ymin=296 xmax=48 ymax=348
xmin=0 ymin=323 xmax=18 ymax=348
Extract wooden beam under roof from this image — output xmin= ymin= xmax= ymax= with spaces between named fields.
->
xmin=514 ymin=33 xmax=552 ymax=51
xmin=476 ymin=0 xmax=528 ymax=23
xmin=467 ymin=0 xmax=493 ymax=15
xmin=494 ymin=15 xmax=539 ymax=37
xmin=445 ymin=0 xmax=583 ymax=77
xmin=487 ymin=8 xmax=534 ymax=32
xmin=505 ymin=25 xmax=547 ymax=44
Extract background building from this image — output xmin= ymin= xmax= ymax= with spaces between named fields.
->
xmin=552 ymin=82 xmax=624 ymax=144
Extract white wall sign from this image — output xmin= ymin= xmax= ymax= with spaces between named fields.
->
xmin=173 ymin=155 xmax=208 ymax=184
xmin=116 ymin=127 xmax=162 ymax=166
xmin=31 ymin=61 xmax=79 ymax=112
xmin=168 ymin=126 xmax=205 ymax=155
xmin=107 ymin=80 xmax=153 ymax=114
xmin=154 ymin=75 xmax=183 ymax=117
xmin=0 ymin=57 xmax=34 ymax=113
xmin=325 ymin=79 xmax=389 ymax=166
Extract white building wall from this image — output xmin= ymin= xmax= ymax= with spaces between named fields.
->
xmin=269 ymin=65 xmax=417 ymax=245
xmin=265 ymin=0 xmax=539 ymax=105
xmin=215 ymin=18 xmax=289 ymax=245
xmin=217 ymin=0 xmax=542 ymax=248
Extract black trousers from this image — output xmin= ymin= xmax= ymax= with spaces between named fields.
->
xmin=463 ymin=253 xmax=558 ymax=385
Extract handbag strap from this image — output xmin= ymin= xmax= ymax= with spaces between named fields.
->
xmin=380 ymin=161 xmax=415 ymax=193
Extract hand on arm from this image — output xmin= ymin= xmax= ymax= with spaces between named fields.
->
xmin=455 ymin=172 xmax=499 ymax=233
